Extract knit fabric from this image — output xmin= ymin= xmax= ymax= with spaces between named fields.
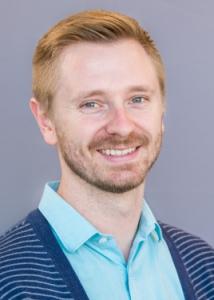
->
xmin=0 ymin=210 xmax=214 ymax=300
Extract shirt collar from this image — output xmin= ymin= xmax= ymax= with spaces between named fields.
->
xmin=137 ymin=201 xmax=163 ymax=242
xmin=39 ymin=181 xmax=98 ymax=253
xmin=39 ymin=181 xmax=163 ymax=253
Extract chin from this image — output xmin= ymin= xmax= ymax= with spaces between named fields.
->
xmin=90 ymin=177 xmax=145 ymax=194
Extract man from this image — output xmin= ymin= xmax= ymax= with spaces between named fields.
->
xmin=0 ymin=9 xmax=213 ymax=300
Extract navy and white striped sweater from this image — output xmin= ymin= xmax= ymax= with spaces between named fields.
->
xmin=0 ymin=209 xmax=214 ymax=300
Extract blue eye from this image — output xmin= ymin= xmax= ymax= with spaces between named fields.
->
xmin=79 ymin=100 xmax=105 ymax=114
xmin=82 ymin=101 xmax=99 ymax=108
xmin=131 ymin=96 xmax=145 ymax=104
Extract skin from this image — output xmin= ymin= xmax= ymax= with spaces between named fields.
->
xmin=30 ymin=39 xmax=165 ymax=260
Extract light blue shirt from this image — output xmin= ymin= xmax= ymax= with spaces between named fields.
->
xmin=39 ymin=181 xmax=185 ymax=300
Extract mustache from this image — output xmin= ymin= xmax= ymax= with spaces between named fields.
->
xmin=89 ymin=132 xmax=150 ymax=149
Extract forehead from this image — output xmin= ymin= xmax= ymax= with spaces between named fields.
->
xmin=57 ymin=39 xmax=160 ymax=96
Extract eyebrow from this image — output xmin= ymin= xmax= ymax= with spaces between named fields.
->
xmin=125 ymin=85 xmax=155 ymax=94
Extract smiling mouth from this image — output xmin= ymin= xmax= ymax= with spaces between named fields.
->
xmin=97 ymin=146 xmax=140 ymax=157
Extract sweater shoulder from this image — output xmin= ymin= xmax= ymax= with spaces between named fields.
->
xmin=0 ymin=213 xmax=73 ymax=299
xmin=0 ymin=216 xmax=37 ymax=254
xmin=160 ymin=221 xmax=214 ymax=299
xmin=160 ymin=221 xmax=214 ymax=252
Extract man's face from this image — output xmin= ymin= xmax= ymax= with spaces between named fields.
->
xmin=51 ymin=39 xmax=164 ymax=193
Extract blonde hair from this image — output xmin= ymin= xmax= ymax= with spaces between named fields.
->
xmin=32 ymin=10 xmax=165 ymax=113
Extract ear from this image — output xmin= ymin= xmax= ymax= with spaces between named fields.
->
xmin=161 ymin=113 xmax=165 ymax=134
xmin=29 ymin=98 xmax=57 ymax=145
xmin=162 ymin=119 xmax=165 ymax=133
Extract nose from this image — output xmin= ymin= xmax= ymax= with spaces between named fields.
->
xmin=105 ymin=107 xmax=135 ymax=137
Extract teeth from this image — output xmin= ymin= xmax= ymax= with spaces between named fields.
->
xmin=100 ymin=148 xmax=136 ymax=156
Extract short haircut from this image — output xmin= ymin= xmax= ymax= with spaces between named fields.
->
xmin=32 ymin=10 xmax=165 ymax=114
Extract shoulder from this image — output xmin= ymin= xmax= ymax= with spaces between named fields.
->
xmin=0 ymin=212 xmax=74 ymax=299
xmin=0 ymin=215 xmax=43 ymax=275
xmin=0 ymin=209 xmax=50 ymax=252
xmin=0 ymin=216 xmax=37 ymax=253
xmin=0 ymin=211 xmax=52 ymax=270
xmin=159 ymin=221 xmax=214 ymax=253
xmin=160 ymin=221 xmax=214 ymax=299
xmin=0 ymin=216 xmax=41 ymax=296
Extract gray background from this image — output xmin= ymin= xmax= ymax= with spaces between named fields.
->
xmin=0 ymin=0 xmax=213 ymax=245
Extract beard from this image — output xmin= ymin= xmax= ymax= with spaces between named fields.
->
xmin=56 ymin=128 xmax=163 ymax=194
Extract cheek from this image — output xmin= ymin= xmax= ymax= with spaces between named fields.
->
xmin=73 ymin=126 xmax=99 ymax=152
xmin=139 ymin=112 xmax=163 ymax=137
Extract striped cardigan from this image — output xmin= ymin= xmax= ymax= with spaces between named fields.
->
xmin=0 ymin=209 xmax=214 ymax=300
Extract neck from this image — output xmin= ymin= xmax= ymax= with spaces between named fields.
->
xmin=57 ymin=172 xmax=145 ymax=260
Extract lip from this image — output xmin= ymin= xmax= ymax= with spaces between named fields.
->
xmin=97 ymin=146 xmax=141 ymax=163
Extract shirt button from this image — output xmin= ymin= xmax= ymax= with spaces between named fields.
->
xmin=98 ymin=237 xmax=108 ymax=244
xmin=151 ymin=231 xmax=159 ymax=242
